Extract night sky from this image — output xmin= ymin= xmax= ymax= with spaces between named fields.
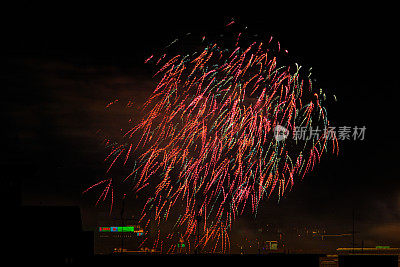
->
xmin=2 ymin=3 xmax=400 ymax=252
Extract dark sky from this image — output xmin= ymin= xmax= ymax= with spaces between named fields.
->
xmin=2 ymin=3 xmax=400 ymax=251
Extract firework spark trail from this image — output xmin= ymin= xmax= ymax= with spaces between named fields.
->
xmin=86 ymin=25 xmax=338 ymax=253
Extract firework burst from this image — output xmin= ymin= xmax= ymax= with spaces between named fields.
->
xmin=85 ymin=22 xmax=338 ymax=253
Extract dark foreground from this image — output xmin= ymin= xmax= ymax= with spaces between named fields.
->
xmin=5 ymin=205 xmax=400 ymax=266
xmin=13 ymin=253 xmax=399 ymax=267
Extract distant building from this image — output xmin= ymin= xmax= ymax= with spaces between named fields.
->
xmin=337 ymin=247 xmax=400 ymax=255
xmin=95 ymin=224 xmax=145 ymax=254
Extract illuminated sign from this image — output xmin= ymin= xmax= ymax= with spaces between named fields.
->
xmin=99 ymin=226 xmax=145 ymax=236
xmin=266 ymin=241 xmax=278 ymax=250
xmin=99 ymin=226 xmax=135 ymax=232
xmin=376 ymin=246 xmax=390 ymax=249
